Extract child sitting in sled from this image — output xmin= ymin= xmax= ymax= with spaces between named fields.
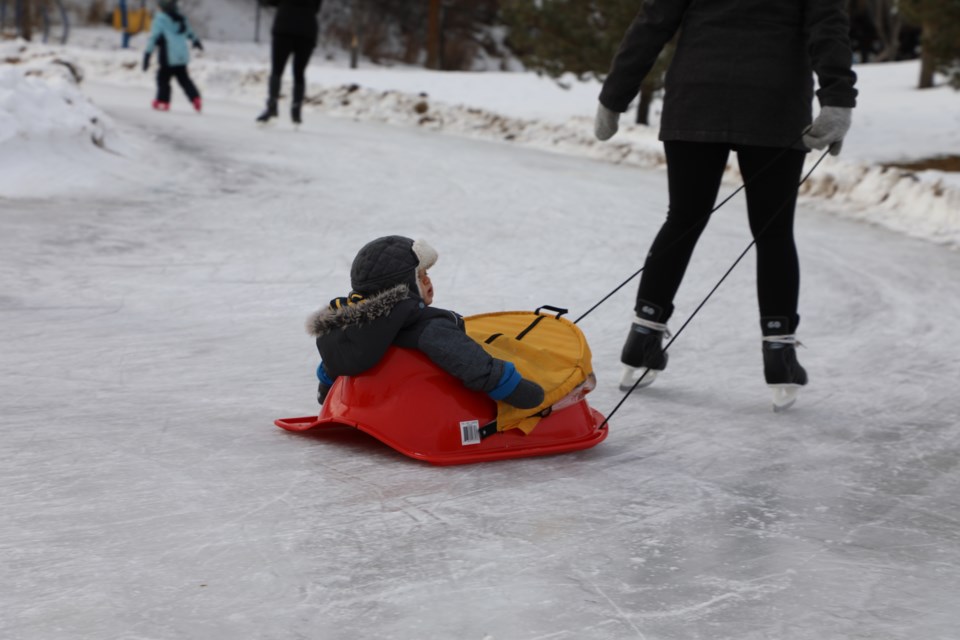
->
xmin=307 ymin=235 xmax=545 ymax=409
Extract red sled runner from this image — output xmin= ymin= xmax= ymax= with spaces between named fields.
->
xmin=275 ymin=309 xmax=609 ymax=465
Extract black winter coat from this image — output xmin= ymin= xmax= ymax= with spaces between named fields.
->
xmin=261 ymin=0 xmax=322 ymax=41
xmin=599 ymin=0 xmax=858 ymax=149
xmin=307 ymin=284 xmax=507 ymax=394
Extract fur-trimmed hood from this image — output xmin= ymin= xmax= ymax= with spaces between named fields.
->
xmin=306 ymin=284 xmax=412 ymax=337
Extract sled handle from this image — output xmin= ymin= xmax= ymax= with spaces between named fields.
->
xmin=534 ymin=305 xmax=568 ymax=319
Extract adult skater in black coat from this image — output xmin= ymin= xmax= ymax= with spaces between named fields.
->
xmin=594 ymin=0 xmax=858 ymax=410
xmin=256 ymin=0 xmax=323 ymax=124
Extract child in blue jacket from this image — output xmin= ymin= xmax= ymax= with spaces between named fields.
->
xmin=143 ymin=0 xmax=203 ymax=112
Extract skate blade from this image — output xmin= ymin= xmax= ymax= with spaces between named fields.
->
xmin=619 ymin=365 xmax=658 ymax=392
xmin=770 ymin=385 xmax=801 ymax=412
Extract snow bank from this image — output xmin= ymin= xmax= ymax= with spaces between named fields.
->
xmin=2 ymin=33 xmax=959 ymax=247
xmin=0 ymin=47 xmax=108 ymax=146
xmin=802 ymin=161 xmax=960 ymax=247
xmin=0 ymin=42 xmax=126 ymax=197
xmin=283 ymin=76 xmax=960 ymax=248
xmin=188 ymin=54 xmax=960 ymax=248
xmin=296 ymin=81 xmax=666 ymax=168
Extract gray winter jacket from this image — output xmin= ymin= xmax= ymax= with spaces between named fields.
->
xmin=599 ymin=0 xmax=858 ymax=149
xmin=307 ymin=284 xmax=508 ymax=394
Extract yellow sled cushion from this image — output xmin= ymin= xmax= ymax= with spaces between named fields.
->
xmin=464 ymin=310 xmax=593 ymax=434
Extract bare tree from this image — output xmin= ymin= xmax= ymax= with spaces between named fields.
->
xmin=901 ymin=0 xmax=960 ymax=89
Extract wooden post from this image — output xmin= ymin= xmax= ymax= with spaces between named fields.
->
xmin=917 ymin=21 xmax=936 ymax=89
xmin=426 ymin=0 xmax=441 ymax=69
xmin=19 ymin=0 xmax=33 ymax=41
xmin=350 ymin=0 xmax=361 ymax=69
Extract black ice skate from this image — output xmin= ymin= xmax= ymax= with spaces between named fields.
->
xmin=291 ymin=102 xmax=302 ymax=125
xmin=619 ymin=301 xmax=670 ymax=391
xmin=761 ymin=316 xmax=808 ymax=412
xmin=256 ymin=99 xmax=278 ymax=123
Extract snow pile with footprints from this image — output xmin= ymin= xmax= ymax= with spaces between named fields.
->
xmin=2 ymin=32 xmax=959 ymax=247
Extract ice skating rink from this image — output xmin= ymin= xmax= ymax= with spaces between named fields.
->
xmin=3 ymin=83 xmax=960 ymax=640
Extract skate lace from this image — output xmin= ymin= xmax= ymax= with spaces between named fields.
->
xmin=633 ymin=316 xmax=671 ymax=338
xmin=762 ymin=334 xmax=803 ymax=347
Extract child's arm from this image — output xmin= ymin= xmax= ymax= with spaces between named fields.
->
xmin=416 ymin=316 xmax=544 ymax=409
xmin=142 ymin=14 xmax=164 ymax=70
xmin=183 ymin=17 xmax=203 ymax=50
xmin=143 ymin=12 xmax=163 ymax=55
xmin=316 ymin=362 xmax=334 ymax=404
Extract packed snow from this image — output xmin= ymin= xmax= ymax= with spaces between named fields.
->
xmin=2 ymin=26 xmax=960 ymax=640
xmin=2 ymin=28 xmax=960 ymax=244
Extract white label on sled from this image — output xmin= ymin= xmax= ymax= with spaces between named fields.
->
xmin=459 ymin=420 xmax=481 ymax=446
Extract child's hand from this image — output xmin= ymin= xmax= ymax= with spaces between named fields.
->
xmin=503 ymin=379 xmax=545 ymax=409
xmin=192 ymin=39 xmax=204 ymax=51
xmin=317 ymin=381 xmax=331 ymax=405
xmin=317 ymin=363 xmax=335 ymax=404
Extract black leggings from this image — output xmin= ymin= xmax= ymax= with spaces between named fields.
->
xmin=269 ymin=34 xmax=316 ymax=105
xmin=155 ymin=65 xmax=200 ymax=103
xmin=636 ymin=141 xmax=807 ymax=326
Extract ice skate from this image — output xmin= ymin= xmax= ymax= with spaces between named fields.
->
xmin=291 ymin=102 xmax=302 ymax=125
xmin=151 ymin=100 xmax=170 ymax=111
xmin=619 ymin=302 xmax=670 ymax=391
xmin=762 ymin=326 xmax=807 ymax=412
xmin=256 ymin=99 xmax=278 ymax=124
xmin=619 ymin=364 xmax=659 ymax=391
xmin=770 ymin=385 xmax=801 ymax=412
xmin=192 ymin=97 xmax=202 ymax=113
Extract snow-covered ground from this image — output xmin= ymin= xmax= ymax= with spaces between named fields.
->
xmin=2 ymin=28 xmax=960 ymax=640
xmin=3 ymin=27 xmax=960 ymax=244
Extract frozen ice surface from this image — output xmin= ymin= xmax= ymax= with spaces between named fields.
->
xmin=2 ymin=82 xmax=960 ymax=640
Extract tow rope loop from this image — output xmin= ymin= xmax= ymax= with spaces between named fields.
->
xmin=598 ymin=147 xmax=831 ymax=429
xmin=575 ymin=132 xmax=809 ymax=325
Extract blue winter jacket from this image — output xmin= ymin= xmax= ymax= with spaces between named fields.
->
xmin=145 ymin=10 xmax=199 ymax=67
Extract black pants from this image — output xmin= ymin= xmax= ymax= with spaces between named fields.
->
xmin=636 ymin=141 xmax=807 ymax=328
xmin=268 ymin=34 xmax=316 ymax=105
xmin=155 ymin=65 xmax=200 ymax=103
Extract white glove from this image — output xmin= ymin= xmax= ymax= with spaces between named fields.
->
xmin=594 ymin=103 xmax=621 ymax=141
xmin=803 ymin=106 xmax=852 ymax=156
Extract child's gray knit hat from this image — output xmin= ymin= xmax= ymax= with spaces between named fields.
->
xmin=350 ymin=236 xmax=438 ymax=295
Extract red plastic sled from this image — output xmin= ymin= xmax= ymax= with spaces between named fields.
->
xmin=275 ymin=347 xmax=608 ymax=465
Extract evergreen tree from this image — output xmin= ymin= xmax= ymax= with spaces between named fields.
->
xmin=900 ymin=0 xmax=960 ymax=88
xmin=500 ymin=0 xmax=674 ymax=124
